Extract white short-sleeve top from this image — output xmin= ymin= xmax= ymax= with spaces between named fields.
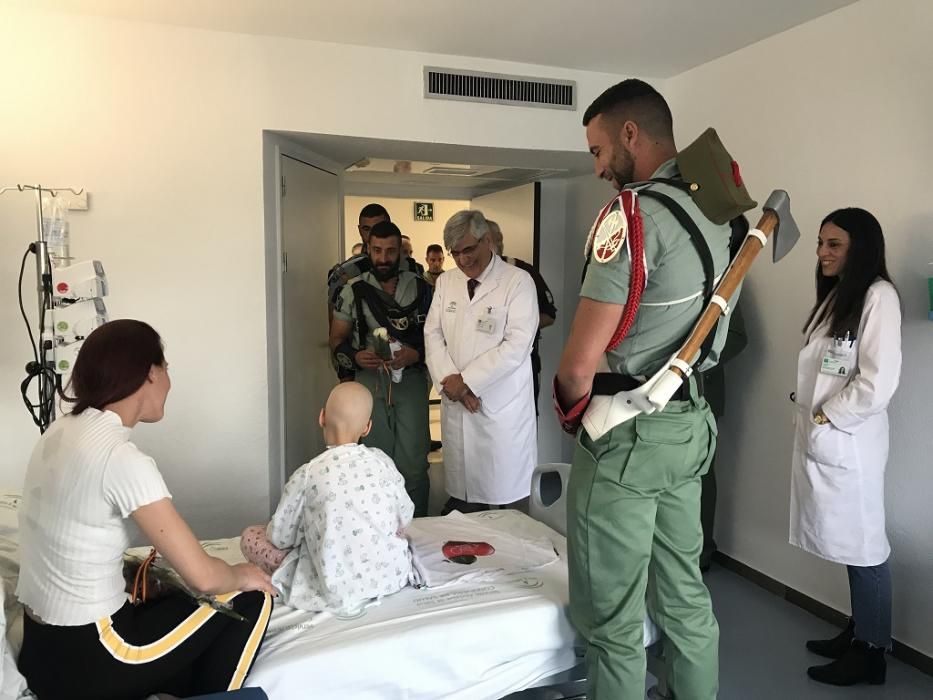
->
xmin=16 ymin=408 xmax=171 ymax=625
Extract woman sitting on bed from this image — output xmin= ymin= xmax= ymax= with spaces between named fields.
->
xmin=15 ymin=319 xmax=275 ymax=700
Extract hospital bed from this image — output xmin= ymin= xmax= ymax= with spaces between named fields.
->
xmin=0 ymin=471 xmax=668 ymax=700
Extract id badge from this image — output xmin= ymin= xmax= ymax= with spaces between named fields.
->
xmin=476 ymin=314 xmax=496 ymax=334
xmin=820 ymin=338 xmax=855 ymax=377
xmin=820 ymin=355 xmax=851 ymax=377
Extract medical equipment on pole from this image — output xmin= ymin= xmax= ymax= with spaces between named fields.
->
xmin=1 ymin=184 xmax=109 ymax=432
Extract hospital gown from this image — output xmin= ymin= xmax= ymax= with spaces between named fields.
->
xmin=267 ymin=444 xmax=414 ymax=614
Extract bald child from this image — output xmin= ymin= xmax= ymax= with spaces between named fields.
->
xmin=241 ymin=382 xmax=415 ymax=613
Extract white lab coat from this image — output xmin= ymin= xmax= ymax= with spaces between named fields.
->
xmin=789 ymin=280 xmax=901 ymax=566
xmin=425 ymin=255 xmax=539 ymax=504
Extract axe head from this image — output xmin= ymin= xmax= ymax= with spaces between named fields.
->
xmin=763 ymin=190 xmax=800 ymax=262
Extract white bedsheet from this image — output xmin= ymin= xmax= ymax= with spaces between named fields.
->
xmin=197 ymin=509 xmax=659 ymax=700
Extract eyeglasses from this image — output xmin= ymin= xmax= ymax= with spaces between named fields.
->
xmin=449 ymin=237 xmax=486 ymax=259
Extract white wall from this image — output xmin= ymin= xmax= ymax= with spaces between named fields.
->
xmin=343 ymin=196 xmax=466 ymax=271
xmin=471 ymin=184 xmax=536 ymax=263
xmin=0 ymin=8 xmax=626 ymax=537
xmin=559 ymin=174 xmax=619 ymax=462
xmin=666 ymin=0 xmax=933 ymax=655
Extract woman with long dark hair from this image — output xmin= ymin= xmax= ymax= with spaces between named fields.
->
xmin=15 ymin=320 xmax=275 ymax=700
xmin=790 ymin=208 xmax=901 ymax=686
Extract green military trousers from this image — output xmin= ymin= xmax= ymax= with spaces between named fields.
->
xmin=568 ymin=389 xmax=720 ymax=700
xmin=356 ymin=365 xmax=431 ymax=517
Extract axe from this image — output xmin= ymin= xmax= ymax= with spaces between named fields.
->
xmin=582 ymin=191 xmax=800 ymax=438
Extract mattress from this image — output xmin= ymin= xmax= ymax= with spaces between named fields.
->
xmin=3 ymin=498 xmax=661 ymax=700
xmin=197 ymin=509 xmax=659 ymax=700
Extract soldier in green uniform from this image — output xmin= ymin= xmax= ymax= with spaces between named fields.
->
xmin=555 ymin=80 xmax=735 ymax=700
xmin=329 ymin=221 xmax=433 ymax=516
xmin=328 ymin=204 xmax=425 ymax=382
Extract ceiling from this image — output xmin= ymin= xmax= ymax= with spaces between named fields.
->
xmin=280 ymin=132 xmax=595 ymax=199
xmin=19 ymin=0 xmax=858 ymax=77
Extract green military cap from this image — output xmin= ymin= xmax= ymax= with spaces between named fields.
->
xmin=677 ymin=127 xmax=757 ymax=225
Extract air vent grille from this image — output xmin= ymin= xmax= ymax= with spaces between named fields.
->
xmin=424 ymin=67 xmax=575 ymax=110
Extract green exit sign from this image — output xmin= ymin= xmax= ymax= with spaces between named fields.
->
xmin=414 ymin=202 xmax=434 ymax=221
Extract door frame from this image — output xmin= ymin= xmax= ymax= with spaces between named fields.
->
xmin=262 ymin=132 xmax=345 ymax=511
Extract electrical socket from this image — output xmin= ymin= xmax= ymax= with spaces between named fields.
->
xmin=62 ymin=190 xmax=89 ymax=210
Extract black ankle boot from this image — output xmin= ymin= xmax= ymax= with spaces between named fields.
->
xmin=807 ymin=639 xmax=887 ymax=686
xmin=806 ymin=619 xmax=855 ymax=659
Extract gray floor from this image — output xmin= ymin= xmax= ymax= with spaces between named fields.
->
xmin=507 ymin=563 xmax=933 ymax=699
xmin=705 ymin=564 xmax=933 ymax=699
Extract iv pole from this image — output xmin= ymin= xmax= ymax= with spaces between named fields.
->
xmin=1 ymin=184 xmax=85 ymax=429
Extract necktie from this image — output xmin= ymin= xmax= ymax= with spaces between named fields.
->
xmin=467 ymin=278 xmax=479 ymax=300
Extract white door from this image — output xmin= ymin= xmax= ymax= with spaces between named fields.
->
xmin=281 ymin=155 xmax=340 ymax=478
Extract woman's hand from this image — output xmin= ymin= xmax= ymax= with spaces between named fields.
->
xmin=232 ymin=563 xmax=277 ymax=595
xmin=133 ymin=498 xmax=271 ymax=596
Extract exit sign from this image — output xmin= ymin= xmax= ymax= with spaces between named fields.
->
xmin=414 ymin=202 xmax=434 ymax=221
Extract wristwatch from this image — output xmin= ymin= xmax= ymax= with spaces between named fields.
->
xmin=813 ymin=412 xmax=830 ymax=425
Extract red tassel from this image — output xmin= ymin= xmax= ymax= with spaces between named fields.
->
xmin=606 ymin=193 xmax=646 ymax=352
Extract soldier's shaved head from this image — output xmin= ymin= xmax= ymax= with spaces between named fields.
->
xmin=583 ymin=79 xmax=674 ymax=144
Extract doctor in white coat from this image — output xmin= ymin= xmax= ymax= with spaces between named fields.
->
xmin=790 ymin=208 xmax=901 ymax=688
xmin=425 ymin=210 xmax=539 ymax=512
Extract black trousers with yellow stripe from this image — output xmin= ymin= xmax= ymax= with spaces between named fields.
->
xmin=18 ymin=590 xmax=271 ymax=700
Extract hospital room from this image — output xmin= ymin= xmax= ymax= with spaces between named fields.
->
xmin=1 ymin=1 xmax=932 ymax=699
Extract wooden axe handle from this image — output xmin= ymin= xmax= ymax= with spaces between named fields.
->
xmin=672 ymin=210 xmax=779 ymax=376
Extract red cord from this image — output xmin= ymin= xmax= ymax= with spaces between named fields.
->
xmin=606 ymin=192 xmax=645 ymax=352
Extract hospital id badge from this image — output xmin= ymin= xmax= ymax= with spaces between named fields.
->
xmin=476 ymin=314 xmax=496 ymax=334
xmin=820 ymin=356 xmax=851 ymax=377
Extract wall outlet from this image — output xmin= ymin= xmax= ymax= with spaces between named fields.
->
xmin=62 ymin=190 xmax=89 ymax=210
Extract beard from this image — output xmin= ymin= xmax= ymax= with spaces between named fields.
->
xmin=371 ymin=258 xmax=400 ymax=281
xmin=607 ymin=146 xmax=636 ymax=190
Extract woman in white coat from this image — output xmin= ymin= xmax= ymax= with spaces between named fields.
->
xmin=790 ymin=208 xmax=901 ymax=687
xmin=425 ymin=210 xmax=539 ymax=513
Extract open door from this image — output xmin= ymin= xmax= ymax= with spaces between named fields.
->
xmin=280 ymin=154 xmax=340 ymax=479
xmin=265 ymin=139 xmax=344 ymax=510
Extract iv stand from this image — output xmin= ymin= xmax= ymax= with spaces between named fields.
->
xmin=1 ymin=184 xmax=85 ymax=428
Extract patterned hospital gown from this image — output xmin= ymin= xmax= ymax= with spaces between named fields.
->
xmin=268 ymin=443 xmax=414 ymax=614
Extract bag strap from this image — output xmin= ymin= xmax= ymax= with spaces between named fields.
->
xmin=636 ymin=187 xmax=718 ymax=367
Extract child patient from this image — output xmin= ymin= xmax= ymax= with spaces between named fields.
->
xmin=241 ymin=382 xmax=414 ymax=613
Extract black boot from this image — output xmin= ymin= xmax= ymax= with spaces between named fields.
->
xmin=806 ymin=619 xmax=855 ymax=659
xmin=807 ymin=639 xmax=886 ymax=686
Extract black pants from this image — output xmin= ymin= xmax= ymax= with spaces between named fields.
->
xmin=18 ymin=591 xmax=272 ymax=700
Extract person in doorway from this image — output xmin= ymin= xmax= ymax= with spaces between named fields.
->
xmin=424 ymin=210 xmax=539 ymax=514
xmin=555 ymin=79 xmax=728 ymax=700
xmin=240 ymin=382 xmax=414 ymax=614
xmin=401 ymin=234 xmax=426 ymax=276
xmin=15 ymin=320 xmax=274 ymax=700
xmin=487 ymin=219 xmax=557 ymax=409
xmin=328 ymin=204 xmax=422 ymax=380
xmin=329 ymin=221 xmax=434 ymax=516
xmin=424 ymin=244 xmax=445 ymax=286
xmin=699 ymin=301 xmax=747 ymax=571
xmin=791 ymin=208 xmax=901 ymax=687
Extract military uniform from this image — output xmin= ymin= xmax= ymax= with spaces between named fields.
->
xmin=333 ymin=269 xmax=433 ymax=516
xmin=699 ymin=302 xmax=747 ymax=569
xmin=328 ymin=252 xmax=423 ymax=307
xmin=568 ymin=158 xmax=733 ymax=700
xmin=502 ymin=256 xmax=557 ymax=408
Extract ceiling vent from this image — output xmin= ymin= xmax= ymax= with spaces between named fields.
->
xmin=424 ymin=67 xmax=575 ymax=110
xmin=422 ymin=166 xmax=480 ymax=176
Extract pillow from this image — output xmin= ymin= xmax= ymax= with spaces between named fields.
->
xmin=0 ymin=494 xmax=19 ymax=544
xmin=0 ymin=493 xmax=21 ymax=614
xmin=0 ymin=494 xmax=28 ymax=699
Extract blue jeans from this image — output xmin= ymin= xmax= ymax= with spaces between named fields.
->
xmin=848 ymin=560 xmax=892 ymax=649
